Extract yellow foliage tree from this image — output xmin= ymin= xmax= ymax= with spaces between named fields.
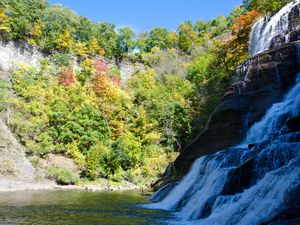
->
xmin=56 ymin=30 xmax=74 ymax=53
xmin=29 ymin=20 xmax=43 ymax=46
xmin=74 ymin=41 xmax=88 ymax=57
xmin=168 ymin=31 xmax=179 ymax=48
xmin=87 ymin=37 xmax=105 ymax=56
xmin=0 ymin=10 xmax=9 ymax=32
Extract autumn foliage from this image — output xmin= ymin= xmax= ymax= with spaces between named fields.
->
xmin=92 ymin=59 xmax=121 ymax=93
xmin=222 ymin=10 xmax=261 ymax=71
xmin=59 ymin=65 xmax=76 ymax=87
xmin=94 ymin=59 xmax=109 ymax=77
xmin=231 ymin=10 xmax=261 ymax=35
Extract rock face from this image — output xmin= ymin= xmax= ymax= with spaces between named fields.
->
xmin=173 ymin=42 xmax=300 ymax=177
xmin=0 ymin=39 xmax=45 ymax=71
xmin=0 ymin=39 xmax=139 ymax=83
xmin=0 ymin=119 xmax=35 ymax=183
xmin=117 ymin=59 xmax=144 ymax=86
xmin=172 ymin=2 xmax=300 ymax=177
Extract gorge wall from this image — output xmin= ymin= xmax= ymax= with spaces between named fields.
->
xmin=0 ymin=39 xmax=45 ymax=72
xmin=0 ymin=39 xmax=137 ymax=82
xmin=172 ymin=1 xmax=300 ymax=177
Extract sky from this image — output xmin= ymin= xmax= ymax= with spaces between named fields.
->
xmin=48 ymin=0 xmax=243 ymax=33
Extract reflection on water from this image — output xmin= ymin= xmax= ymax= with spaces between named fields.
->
xmin=0 ymin=190 xmax=171 ymax=224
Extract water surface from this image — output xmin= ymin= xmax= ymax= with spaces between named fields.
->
xmin=0 ymin=190 xmax=171 ymax=224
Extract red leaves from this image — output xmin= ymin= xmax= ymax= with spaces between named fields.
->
xmin=59 ymin=65 xmax=76 ymax=87
xmin=93 ymin=72 xmax=110 ymax=95
xmin=94 ymin=59 xmax=109 ymax=77
xmin=231 ymin=10 xmax=260 ymax=34
xmin=93 ymin=59 xmax=121 ymax=94
xmin=59 ymin=58 xmax=121 ymax=89
xmin=111 ymin=75 xmax=121 ymax=85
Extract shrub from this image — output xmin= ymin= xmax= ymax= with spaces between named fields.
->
xmin=85 ymin=143 xmax=110 ymax=180
xmin=0 ymin=78 xmax=9 ymax=111
xmin=47 ymin=167 xmax=79 ymax=185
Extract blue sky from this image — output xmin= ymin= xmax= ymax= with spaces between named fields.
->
xmin=48 ymin=0 xmax=243 ymax=33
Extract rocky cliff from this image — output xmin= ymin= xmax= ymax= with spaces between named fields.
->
xmin=0 ymin=39 xmax=46 ymax=71
xmin=0 ymin=39 xmax=138 ymax=82
xmin=172 ymin=1 xmax=300 ymax=177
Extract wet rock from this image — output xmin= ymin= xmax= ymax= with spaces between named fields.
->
xmin=148 ymin=182 xmax=178 ymax=202
xmin=173 ymin=42 xmax=300 ymax=177
xmin=248 ymin=143 xmax=256 ymax=150
xmin=221 ymin=157 xmax=256 ymax=195
xmin=286 ymin=116 xmax=300 ymax=132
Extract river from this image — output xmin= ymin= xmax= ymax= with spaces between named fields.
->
xmin=0 ymin=190 xmax=171 ymax=224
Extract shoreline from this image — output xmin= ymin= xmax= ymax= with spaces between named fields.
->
xmin=0 ymin=180 xmax=142 ymax=193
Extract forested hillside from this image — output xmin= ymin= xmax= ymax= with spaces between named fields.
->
xmin=0 ymin=0 xmax=292 ymax=186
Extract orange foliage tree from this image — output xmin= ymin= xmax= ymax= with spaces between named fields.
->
xmin=223 ymin=10 xmax=261 ymax=71
xmin=231 ymin=10 xmax=261 ymax=35
xmin=92 ymin=59 xmax=111 ymax=95
xmin=94 ymin=59 xmax=109 ymax=77
xmin=92 ymin=59 xmax=121 ymax=93
xmin=59 ymin=64 xmax=76 ymax=87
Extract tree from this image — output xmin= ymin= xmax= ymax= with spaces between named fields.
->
xmin=168 ymin=31 xmax=179 ymax=48
xmin=194 ymin=19 xmax=208 ymax=36
xmin=227 ymin=5 xmax=247 ymax=28
xmin=87 ymin=37 xmax=104 ymax=56
xmin=56 ymin=30 xmax=74 ymax=52
xmin=244 ymin=0 xmax=291 ymax=14
xmin=0 ymin=9 xmax=9 ymax=32
xmin=115 ymin=27 xmax=135 ymax=59
xmin=42 ymin=5 xmax=78 ymax=51
xmin=4 ymin=0 xmax=46 ymax=40
xmin=178 ymin=23 xmax=197 ymax=53
xmin=95 ymin=22 xmax=117 ymax=57
xmin=74 ymin=16 xmax=94 ymax=42
xmin=59 ymin=64 xmax=76 ymax=86
xmin=29 ymin=20 xmax=43 ymax=45
xmin=145 ymin=27 xmax=171 ymax=52
xmin=136 ymin=32 xmax=148 ymax=52
xmin=224 ymin=10 xmax=260 ymax=70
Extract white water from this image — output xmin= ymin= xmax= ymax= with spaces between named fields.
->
xmin=146 ymin=2 xmax=300 ymax=224
xmin=249 ymin=0 xmax=300 ymax=56
xmin=146 ymin=71 xmax=300 ymax=225
xmin=245 ymin=74 xmax=300 ymax=143
xmin=150 ymin=157 xmax=208 ymax=210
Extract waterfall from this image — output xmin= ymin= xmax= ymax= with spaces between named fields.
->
xmin=145 ymin=2 xmax=300 ymax=224
xmin=145 ymin=70 xmax=300 ymax=225
xmin=249 ymin=0 xmax=300 ymax=56
xmin=245 ymin=74 xmax=300 ymax=143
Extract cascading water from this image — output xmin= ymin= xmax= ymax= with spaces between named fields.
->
xmin=249 ymin=0 xmax=300 ymax=56
xmin=146 ymin=75 xmax=300 ymax=224
xmin=145 ymin=2 xmax=300 ymax=224
xmin=245 ymin=74 xmax=300 ymax=144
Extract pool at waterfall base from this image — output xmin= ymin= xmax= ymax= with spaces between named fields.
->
xmin=0 ymin=190 xmax=172 ymax=225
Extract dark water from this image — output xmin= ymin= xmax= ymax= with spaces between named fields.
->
xmin=0 ymin=190 xmax=171 ymax=225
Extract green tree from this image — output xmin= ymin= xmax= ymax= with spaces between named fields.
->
xmin=95 ymin=22 xmax=118 ymax=57
xmin=145 ymin=27 xmax=171 ymax=52
xmin=244 ymin=0 xmax=291 ymax=14
xmin=136 ymin=31 xmax=148 ymax=52
xmin=178 ymin=23 xmax=197 ymax=53
xmin=74 ymin=16 xmax=94 ymax=42
xmin=115 ymin=27 xmax=135 ymax=60
xmin=5 ymin=0 xmax=46 ymax=40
